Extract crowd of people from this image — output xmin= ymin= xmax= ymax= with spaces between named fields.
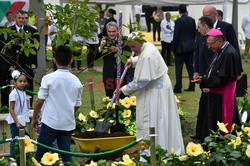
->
xmin=0 ymin=3 xmax=247 ymax=163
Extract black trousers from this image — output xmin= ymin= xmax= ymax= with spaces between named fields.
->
xmin=174 ymin=51 xmax=194 ymax=90
xmin=87 ymin=44 xmax=98 ymax=68
xmin=153 ymin=21 xmax=161 ymax=41
xmin=71 ymin=50 xmax=82 ymax=69
xmin=145 ymin=16 xmax=151 ymax=32
xmin=0 ymin=71 xmax=10 ymax=107
xmin=161 ymin=41 xmax=172 ymax=66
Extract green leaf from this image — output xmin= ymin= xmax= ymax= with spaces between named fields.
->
xmin=34 ymin=39 xmax=40 ymax=50
xmin=229 ymin=150 xmax=242 ymax=158
xmin=24 ymin=48 xmax=29 ymax=57
xmin=29 ymin=48 xmax=36 ymax=55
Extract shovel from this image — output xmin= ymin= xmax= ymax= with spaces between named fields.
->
xmin=95 ymin=90 xmax=116 ymax=132
xmin=95 ymin=52 xmax=135 ymax=133
xmin=110 ymin=100 xmax=126 ymax=133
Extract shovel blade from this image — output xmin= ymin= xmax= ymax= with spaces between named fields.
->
xmin=95 ymin=121 xmax=111 ymax=133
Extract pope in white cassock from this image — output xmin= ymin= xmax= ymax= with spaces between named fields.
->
xmin=120 ymin=32 xmax=184 ymax=156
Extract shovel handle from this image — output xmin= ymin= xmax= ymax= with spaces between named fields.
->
xmin=104 ymin=52 xmax=135 ymax=121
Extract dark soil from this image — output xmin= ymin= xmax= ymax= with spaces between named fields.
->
xmin=73 ymin=131 xmax=130 ymax=139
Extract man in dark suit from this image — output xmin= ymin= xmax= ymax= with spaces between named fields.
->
xmin=171 ymin=4 xmax=196 ymax=93
xmin=96 ymin=22 xmax=133 ymax=98
xmin=194 ymin=5 xmax=241 ymax=80
xmin=8 ymin=10 xmax=40 ymax=106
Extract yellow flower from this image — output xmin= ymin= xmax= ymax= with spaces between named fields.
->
xmin=89 ymin=110 xmax=99 ymax=118
xmin=124 ymin=119 xmax=131 ymax=126
xmin=85 ymin=161 xmax=98 ymax=166
xmin=98 ymin=118 xmax=104 ymax=122
xmin=178 ymin=155 xmax=188 ymax=161
xmin=171 ymin=148 xmax=175 ymax=154
xmin=41 ymin=152 xmax=59 ymax=165
xmin=102 ymin=97 xmax=111 ymax=102
xmin=122 ymin=109 xmax=131 ymax=118
xmin=129 ymin=96 xmax=136 ymax=106
xmin=231 ymin=123 xmax=235 ymax=132
xmin=122 ymin=154 xmax=136 ymax=166
xmin=229 ymin=137 xmax=242 ymax=149
xmin=0 ymin=157 xmax=4 ymax=161
xmin=10 ymin=157 xmax=16 ymax=162
xmin=175 ymin=95 xmax=180 ymax=103
xmin=178 ymin=107 xmax=184 ymax=116
xmin=78 ymin=113 xmax=87 ymax=122
xmin=121 ymin=97 xmax=131 ymax=108
xmin=217 ymin=121 xmax=229 ymax=133
xmin=243 ymin=126 xmax=250 ymax=137
xmin=109 ymin=119 xmax=115 ymax=123
xmin=25 ymin=136 xmax=34 ymax=153
xmin=106 ymin=102 xmax=115 ymax=109
xmin=186 ymin=142 xmax=204 ymax=156
xmin=32 ymin=157 xmax=41 ymax=166
xmin=87 ymin=128 xmax=94 ymax=131
xmin=236 ymin=131 xmax=242 ymax=137
xmin=246 ymin=145 xmax=250 ymax=158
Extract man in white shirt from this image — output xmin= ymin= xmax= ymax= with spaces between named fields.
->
xmin=133 ymin=5 xmax=142 ymax=24
xmin=161 ymin=12 xmax=174 ymax=66
xmin=242 ymin=10 xmax=250 ymax=59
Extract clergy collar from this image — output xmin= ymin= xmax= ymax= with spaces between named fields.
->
xmin=213 ymin=19 xmax=218 ymax=28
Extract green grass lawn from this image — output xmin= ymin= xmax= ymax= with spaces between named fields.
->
xmin=37 ymin=50 xmax=250 ymax=148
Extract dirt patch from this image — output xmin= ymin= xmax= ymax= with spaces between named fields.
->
xmin=73 ymin=131 xmax=130 ymax=139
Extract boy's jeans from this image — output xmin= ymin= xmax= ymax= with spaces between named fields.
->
xmin=35 ymin=123 xmax=73 ymax=162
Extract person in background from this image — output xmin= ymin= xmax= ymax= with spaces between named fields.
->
xmin=161 ymin=12 xmax=174 ymax=66
xmin=32 ymin=45 xmax=83 ymax=163
xmin=95 ymin=11 xmax=107 ymax=39
xmin=97 ymin=22 xmax=133 ymax=98
xmin=27 ymin=11 xmax=38 ymax=29
xmin=144 ymin=5 xmax=154 ymax=32
xmin=120 ymin=32 xmax=184 ymax=160
xmin=172 ymin=4 xmax=196 ymax=93
xmin=191 ymin=16 xmax=216 ymax=140
xmin=44 ymin=14 xmax=50 ymax=60
xmin=101 ymin=8 xmax=117 ymax=38
xmin=152 ymin=7 xmax=163 ymax=41
xmin=216 ymin=9 xmax=223 ymax=21
xmin=71 ymin=34 xmax=84 ymax=71
xmin=8 ymin=10 xmax=40 ymax=107
xmin=22 ymin=11 xmax=29 ymax=25
xmin=4 ymin=11 xmax=14 ymax=27
xmin=48 ymin=24 xmax=58 ymax=57
xmin=242 ymin=9 xmax=250 ymax=60
xmin=6 ymin=70 xmax=30 ymax=157
xmin=86 ymin=22 xmax=100 ymax=71
xmin=133 ymin=4 xmax=142 ymax=24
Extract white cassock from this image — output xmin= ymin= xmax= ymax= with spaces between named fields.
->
xmin=121 ymin=42 xmax=185 ymax=155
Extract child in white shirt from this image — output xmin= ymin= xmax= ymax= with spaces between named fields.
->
xmin=6 ymin=70 xmax=30 ymax=157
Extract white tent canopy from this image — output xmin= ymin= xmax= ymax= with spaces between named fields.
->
xmin=87 ymin=0 xmax=225 ymax=5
